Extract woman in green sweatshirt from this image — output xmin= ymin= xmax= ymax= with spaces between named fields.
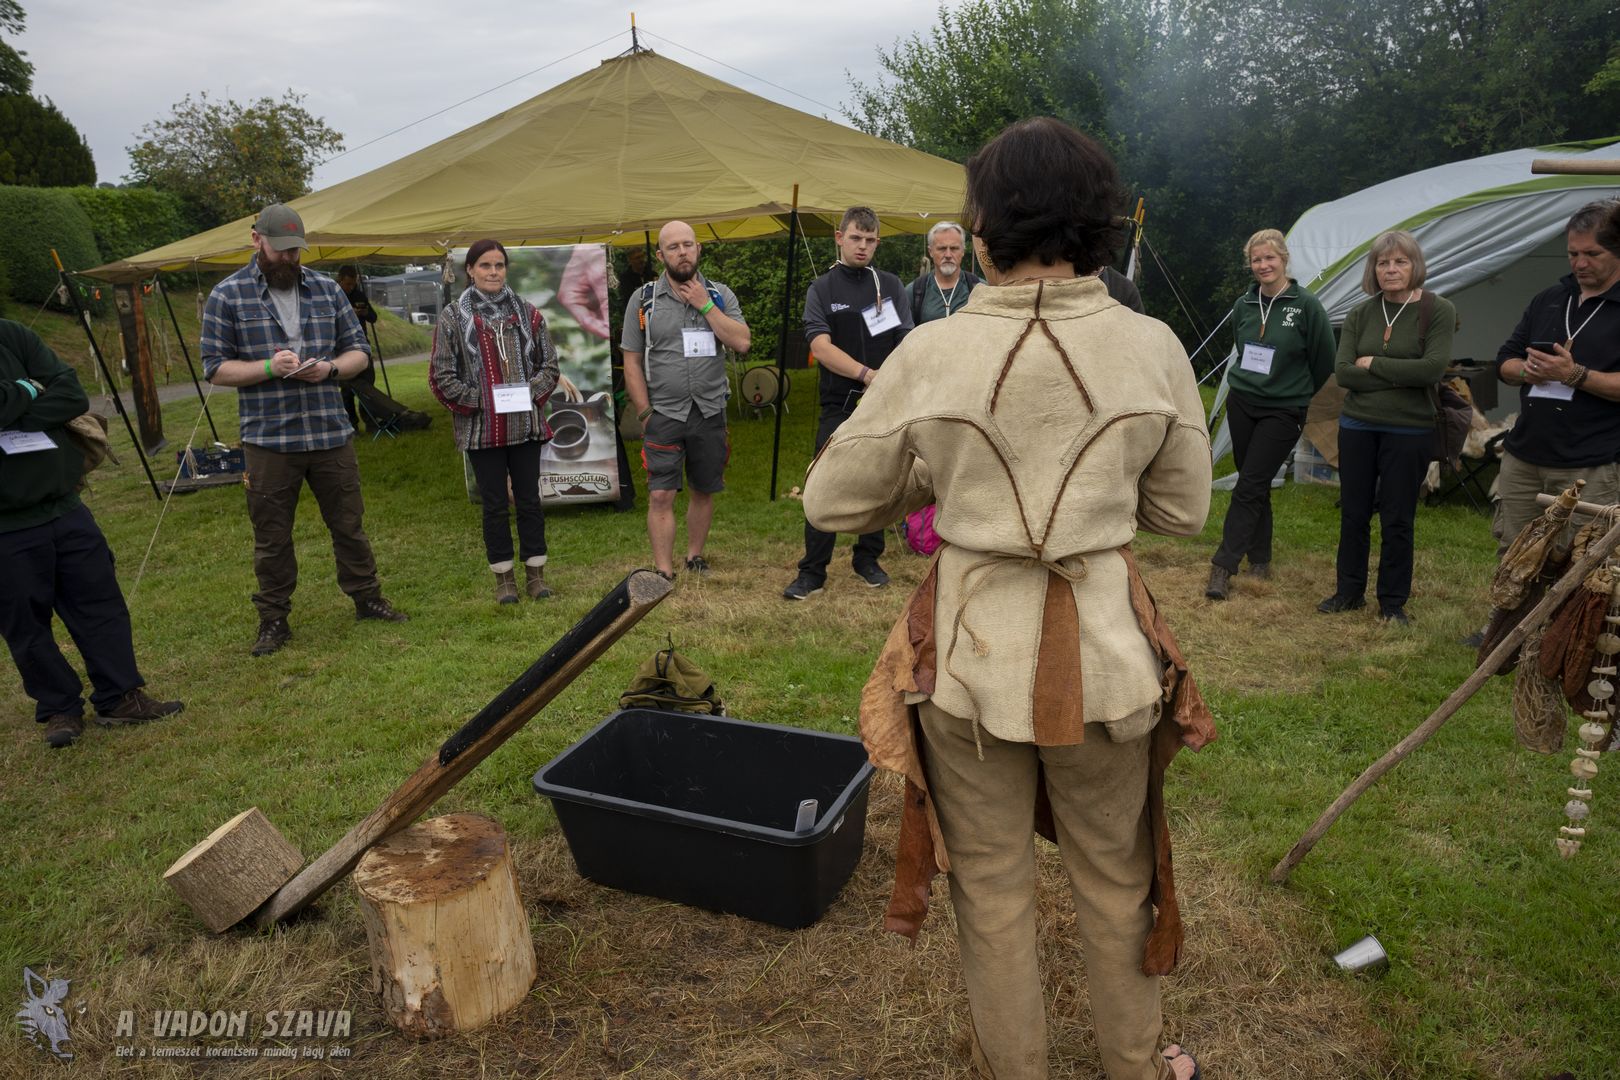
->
xmin=1318 ymin=231 xmax=1454 ymax=625
xmin=1206 ymin=228 xmax=1336 ymax=600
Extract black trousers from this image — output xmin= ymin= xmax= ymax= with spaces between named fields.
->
xmin=341 ymin=357 xmax=377 ymax=430
xmin=467 ymin=440 xmax=547 ymax=565
xmin=798 ymin=406 xmax=884 ymax=582
xmin=1334 ymin=425 xmax=1431 ymax=610
xmin=0 ymin=504 xmax=144 ymax=721
xmin=1212 ymin=393 xmax=1305 ymax=572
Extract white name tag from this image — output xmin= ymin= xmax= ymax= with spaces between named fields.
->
xmin=1240 ymin=342 xmax=1276 ymax=375
xmin=682 ymin=328 xmax=718 ymax=358
xmin=0 ymin=429 xmax=59 ymax=454
xmin=862 ymin=298 xmax=902 ymax=335
xmin=1528 ymin=380 xmax=1576 ymax=401
xmin=491 ymin=383 xmax=532 ymax=414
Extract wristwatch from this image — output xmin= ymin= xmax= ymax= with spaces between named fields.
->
xmin=327 ymin=360 xmax=338 ymax=380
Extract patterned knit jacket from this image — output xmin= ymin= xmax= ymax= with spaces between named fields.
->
xmin=429 ymin=298 xmax=561 ymax=451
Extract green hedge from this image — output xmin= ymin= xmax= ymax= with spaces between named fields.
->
xmin=67 ymin=186 xmax=190 ymax=264
xmin=0 ymin=185 xmax=103 ymax=307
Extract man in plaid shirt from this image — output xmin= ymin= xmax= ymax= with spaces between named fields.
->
xmin=202 ymin=204 xmax=407 ymax=657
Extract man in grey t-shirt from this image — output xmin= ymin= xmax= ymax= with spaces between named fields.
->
xmin=620 ymin=221 xmax=749 ymax=579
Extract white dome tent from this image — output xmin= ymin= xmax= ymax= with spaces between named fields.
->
xmin=1209 ymin=137 xmax=1620 ymax=480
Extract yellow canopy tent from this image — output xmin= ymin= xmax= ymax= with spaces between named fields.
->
xmin=88 ymin=48 xmax=966 ymax=278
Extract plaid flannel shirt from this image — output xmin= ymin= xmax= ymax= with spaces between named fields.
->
xmin=201 ymin=259 xmax=371 ymax=452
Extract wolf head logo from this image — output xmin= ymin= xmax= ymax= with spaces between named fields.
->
xmin=16 ymin=967 xmax=73 ymax=1061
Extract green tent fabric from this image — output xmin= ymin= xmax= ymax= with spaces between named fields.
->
xmin=88 ymin=50 xmax=966 ymax=280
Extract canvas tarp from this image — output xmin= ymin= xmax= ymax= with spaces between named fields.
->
xmin=88 ymin=49 xmax=966 ymax=280
xmin=1210 ymin=138 xmax=1620 ymax=471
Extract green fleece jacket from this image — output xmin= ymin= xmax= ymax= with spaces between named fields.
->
xmin=1225 ymin=279 xmax=1337 ymax=407
xmin=1334 ymin=292 xmax=1455 ymax=429
xmin=0 ymin=320 xmax=88 ymax=532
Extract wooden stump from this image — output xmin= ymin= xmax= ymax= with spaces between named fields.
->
xmin=163 ymin=808 xmax=303 ymax=932
xmin=353 ymin=813 xmax=535 ymax=1039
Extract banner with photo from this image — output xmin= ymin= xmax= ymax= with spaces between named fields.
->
xmin=449 ymin=243 xmax=620 ymax=505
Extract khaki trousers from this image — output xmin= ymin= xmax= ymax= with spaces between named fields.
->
xmin=1492 ymin=451 xmax=1620 ymax=557
xmin=919 ymin=702 xmax=1170 ymax=1080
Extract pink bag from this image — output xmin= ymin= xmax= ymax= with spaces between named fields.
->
xmin=901 ymin=504 xmax=941 ymax=556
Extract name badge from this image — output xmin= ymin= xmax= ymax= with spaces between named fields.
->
xmin=491 ymin=383 xmax=532 ymax=414
xmin=862 ymin=298 xmax=902 ymax=335
xmin=0 ymin=429 xmax=58 ymax=454
xmin=1240 ymin=342 xmax=1276 ymax=375
xmin=1528 ymin=380 xmax=1576 ymax=402
xmin=682 ymin=328 xmax=718 ymax=358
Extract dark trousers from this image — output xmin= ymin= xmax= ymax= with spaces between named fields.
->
xmin=1335 ymin=425 xmax=1431 ymax=610
xmin=798 ymin=406 xmax=885 ymax=582
xmin=467 ymin=440 xmax=547 ymax=565
xmin=0 ymin=504 xmax=144 ymax=721
xmin=1212 ymin=393 xmax=1305 ymax=572
xmin=341 ymin=357 xmax=377 ymax=429
xmin=243 ymin=441 xmax=381 ymax=621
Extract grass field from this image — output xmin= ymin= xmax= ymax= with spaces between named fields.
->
xmin=2 ymin=363 xmax=1615 ymax=1078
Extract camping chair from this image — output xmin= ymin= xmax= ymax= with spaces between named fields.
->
xmin=354 ymin=392 xmax=401 ymax=441
xmin=1425 ymin=431 xmax=1505 ymax=514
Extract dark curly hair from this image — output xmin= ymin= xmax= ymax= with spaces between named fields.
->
xmin=964 ymin=118 xmax=1126 ymax=276
xmin=464 ymin=238 xmax=508 ymax=272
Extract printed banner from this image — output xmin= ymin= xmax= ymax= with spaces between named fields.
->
xmin=450 ymin=244 xmax=621 ymax=505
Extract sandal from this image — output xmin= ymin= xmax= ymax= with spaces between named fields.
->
xmin=1161 ymin=1045 xmax=1201 ymax=1080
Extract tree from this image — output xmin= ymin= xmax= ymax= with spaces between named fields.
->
xmin=0 ymin=1 xmax=32 ymax=96
xmin=0 ymin=92 xmax=94 ymax=186
xmin=125 ymin=92 xmax=343 ymax=231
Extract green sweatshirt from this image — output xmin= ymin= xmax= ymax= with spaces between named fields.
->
xmin=1334 ymin=292 xmax=1455 ymax=429
xmin=1225 ymin=279 xmax=1337 ymax=407
xmin=0 ymin=320 xmax=88 ymax=532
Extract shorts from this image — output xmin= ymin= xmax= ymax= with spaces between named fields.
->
xmin=641 ymin=404 xmax=729 ymax=493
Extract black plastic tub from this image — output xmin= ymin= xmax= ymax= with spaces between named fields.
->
xmin=533 ymin=708 xmax=874 ymax=929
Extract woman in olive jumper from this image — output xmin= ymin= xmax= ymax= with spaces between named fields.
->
xmin=1319 ymin=231 xmax=1454 ymax=624
xmin=1205 ymin=228 xmax=1336 ymax=600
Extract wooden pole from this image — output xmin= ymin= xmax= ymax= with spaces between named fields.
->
xmin=1270 ymin=508 xmax=1620 ymax=885
xmin=250 ymin=568 xmax=672 ymax=926
xmin=1530 ymin=158 xmax=1620 ymax=175
xmin=768 ymin=184 xmax=800 ymax=502
xmin=114 ymin=282 xmax=165 ymax=452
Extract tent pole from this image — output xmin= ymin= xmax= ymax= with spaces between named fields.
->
xmin=156 ymin=279 xmax=221 ymax=444
xmin=368 ymin=320 xmax=392 ymax=396
xmin=768 ymin=186 xmax=800 ymax=501
xmin=53 ymin=251 xmax=162 ymax=502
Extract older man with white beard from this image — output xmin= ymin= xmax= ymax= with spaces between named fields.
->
xmin=202 ymin=204 xmax=407 ymax=657
xmin=907 ymin=221 xmax=985 ymax=324
xmin=620 ymin=220 xmax=750 ymax=580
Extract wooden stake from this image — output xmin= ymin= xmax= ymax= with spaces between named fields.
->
xmin=1270 ymin=511 xmax=1620 ymax=885
xmin=248 ymin=569 xmax=672 ymax=927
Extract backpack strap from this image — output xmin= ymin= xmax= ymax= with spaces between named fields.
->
xmin=911 ymin=276 xmax=926 ymax=323
xmin=636 ymin=281 xmax=656 ymax=332
xmin=1417 ymin=289 xmax=1434 ymax=355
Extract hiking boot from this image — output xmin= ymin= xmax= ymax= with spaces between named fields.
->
xmin=43 ymin=713 xmax=84 ymax=749
xmin=1247 ymin=562 xmax=1272 ymax=580
xmin=96 ymin=688 xmax=184 ymax=726
xmin=783 ymin=573 xmax=824 ymax=601
xmin=494 ymin=569 xmax=519 ymax=605
xmin=355 ymin=596 xmax=408 ymax=622
xmin=1380 ymin=606 xmax=1412 ymax=627
xmin=1316 ymin=594 xmax=1366 ymax=614
xmin=1204 ymin=565 xmax=1231 ymax=600
xmin=854 ymin=562 xmax=890 ymax=588
xmin=524 ymin=564 xmax=552 ymax=600
xmin=251 ymin=617 xmax=291 ymax=656
xmin=685 ymin=555 xmax=711 ymax=576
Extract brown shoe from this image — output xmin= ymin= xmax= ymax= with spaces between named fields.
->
xmin=43 ymin=713 xmax=85 ymax=748
xmin=96 ymin=688 xmax=184 ymax=726
xmin=525 ymin=564 xmax=552 ymax=600
xmin=494 ymin=569 xmax=519 ymax=605
xmin=1204 ymin=565 xmax=1230 ymax=600
xmin=251 ymin=617 xmax=291 ymax=657
xmin=355 ymin=596 xmax=408 ymax=622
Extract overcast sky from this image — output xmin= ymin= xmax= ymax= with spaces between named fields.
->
xmin=19 ymin=0 xmax=946 ymax=190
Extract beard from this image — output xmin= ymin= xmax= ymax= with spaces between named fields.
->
xmin=666 ymin=260 xmax=698 ymax=284
xmin=262 ymin=256 xmax=300 ymax=290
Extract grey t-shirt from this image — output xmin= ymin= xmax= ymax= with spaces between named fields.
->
xmin=620 ymin=273 xmax=745 ymax=420
xmin=267 ymin=284 xmax=304 ymax=358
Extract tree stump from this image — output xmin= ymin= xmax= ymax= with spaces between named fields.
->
xmin=353 ymin=813 xmax=536 ymax=1039
xmin=163 ymin=807 xmax=303 ymax=932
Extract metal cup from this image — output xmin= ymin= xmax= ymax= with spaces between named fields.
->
xmin=1332 ymin=934 xmax=1388 ymax=974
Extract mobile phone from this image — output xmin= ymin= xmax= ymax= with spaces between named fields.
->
xmin=1528 ymin=340 xmax=1562 ymax=353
